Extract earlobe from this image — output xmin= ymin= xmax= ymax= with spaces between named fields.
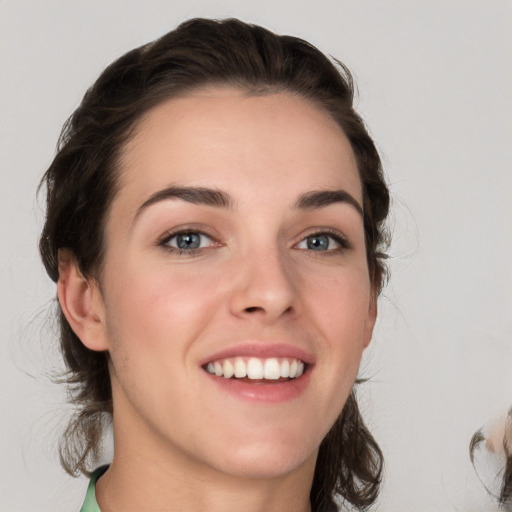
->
xmin=57 ymin=249 xmax=109 ymax=352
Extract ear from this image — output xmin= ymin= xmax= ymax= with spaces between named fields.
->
xmin=57 ymin=249 xmax=109 ymax=352
xmin=363 ymin=286 xmax=378 ymax=349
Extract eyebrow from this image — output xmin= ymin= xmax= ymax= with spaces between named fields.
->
xmin=134 ymin=186 xmax=233 ymax=222
xmin=294 ymin=189 xmax=363 ymax=217
xmin=134 ymin=185 xmax=363 ymax=223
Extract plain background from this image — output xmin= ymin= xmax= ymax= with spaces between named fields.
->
xmin=1 ymin=1 xmax=511 ymax=511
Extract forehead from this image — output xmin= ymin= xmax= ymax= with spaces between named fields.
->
xmin=116 ymin=87 xmax=361 ymax=211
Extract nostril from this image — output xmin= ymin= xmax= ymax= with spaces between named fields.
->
xmin=244 ymin=306 xmax=263 ymax=313
xmin=243 ymin=305 xmax=294 ymax=315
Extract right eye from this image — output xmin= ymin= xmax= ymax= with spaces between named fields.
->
xmin=160 ymin=230 xmax=216 ymax=253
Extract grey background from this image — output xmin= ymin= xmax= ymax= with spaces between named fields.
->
xmin=1 ymin=1 xmax=511 ymax=510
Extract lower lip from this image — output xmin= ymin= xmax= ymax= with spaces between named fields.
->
xmin=204 ymin=369 xmax=312 ymax=403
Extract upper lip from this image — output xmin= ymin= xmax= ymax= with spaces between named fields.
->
xmin=199 ymin=342 xmax=315 ymax=366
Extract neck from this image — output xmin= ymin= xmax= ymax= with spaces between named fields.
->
xmin=96 ymin=419 xmax=316 ymax=512
xmin=97 ymin=454 xmax=314 ymax=512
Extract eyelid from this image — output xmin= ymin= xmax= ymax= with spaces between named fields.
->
xmin=157 ymin=225 xmax=221 ymax=253
xmin=292 ymin=228 xmax=351 ymax=251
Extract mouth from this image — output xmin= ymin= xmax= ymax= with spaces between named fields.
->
xmin=203 ymin=357 xmax=307 ymax=382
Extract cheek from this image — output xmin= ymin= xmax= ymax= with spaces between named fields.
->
xmin=305 ymin=266 xmax=372 ymax=338
xmin=303 ymin=266 xmax=371 ymax=397
xmin=101 ymin=263 xmax=223 ymax=416
xmin=102 ymin=260 xmax=225 ymax=353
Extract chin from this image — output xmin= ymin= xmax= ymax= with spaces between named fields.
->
xmin=203 ymin=428 xmax=320 ymax=480
xmin=219 ymin=450 xmax=316 ymax=480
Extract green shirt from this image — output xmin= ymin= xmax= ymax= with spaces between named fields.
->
xmin=79 ymin=466 xmax=108 ymax=512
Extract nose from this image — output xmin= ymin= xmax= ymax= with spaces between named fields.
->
xmin=229 ymin=246 xmax=299 ymax=322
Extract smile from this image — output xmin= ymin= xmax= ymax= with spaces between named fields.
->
xmin=204 ymin=357 xmax=306 ymax=380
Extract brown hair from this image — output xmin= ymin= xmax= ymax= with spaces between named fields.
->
xmin=39 ymin=18 xmax=390 ymax=511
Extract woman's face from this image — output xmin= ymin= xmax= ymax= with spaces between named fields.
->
xmin=89 ymin=87 xmax=376 ymax=479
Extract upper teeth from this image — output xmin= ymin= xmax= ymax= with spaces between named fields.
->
xmin=205 ymin=357 xmax=305 ymax=380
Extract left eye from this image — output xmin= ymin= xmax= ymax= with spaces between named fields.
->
xmin=162 ymin=231 xmax=214 ymax=251
xmin=296 ymin=233 xmax=343 ymax=252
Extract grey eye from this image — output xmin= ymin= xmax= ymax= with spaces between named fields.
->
xmin=295 ymin=232 xmax=345 ymax=252
xmin=164 ymin=231 xmax=214 ymax=251
xmin=306 ymin=234 xmax=330 ymax=251
xmin=175 ymin=232 xmax=201 ymax=250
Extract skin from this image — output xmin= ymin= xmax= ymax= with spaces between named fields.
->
xmin=58 ymin=87 xmax=377 ymax=512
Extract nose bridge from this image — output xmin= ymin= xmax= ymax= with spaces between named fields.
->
xmin=230 ymin=239 xmax=298 ymax=320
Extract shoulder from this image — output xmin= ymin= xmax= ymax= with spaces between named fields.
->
xmin=79 ymin=466 xmax=109 ymax=512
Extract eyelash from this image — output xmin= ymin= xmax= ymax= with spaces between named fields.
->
xmin=158 ymin=229 xmax=218 ymax=256
xmin=157 ymin=228 xmax=350 ymax=256
xmin=294 ymin=228 xmax=351 ymax=254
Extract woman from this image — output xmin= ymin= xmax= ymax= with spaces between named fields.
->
xmin=39 ymin=18 xmax=390 ymax=512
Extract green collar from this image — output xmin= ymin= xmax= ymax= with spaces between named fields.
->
xmin=79 ymin=466 xmax=109 ymax=512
